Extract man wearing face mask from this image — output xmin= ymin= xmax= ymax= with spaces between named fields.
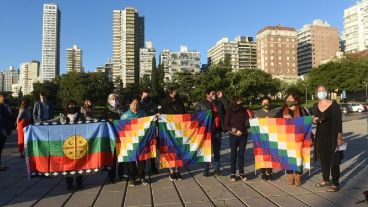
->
xmin=312 ymin=85 xmax=343 ymax=192
xmin=160 ymin=87 xmax=186 ymax=180
xmin=254 ymin=97 xmax=277 ymax=181
xmin=195 ymin=88 xmax=225 ymax=177
xmin=140 ymin=89 xmax=160 ymax=175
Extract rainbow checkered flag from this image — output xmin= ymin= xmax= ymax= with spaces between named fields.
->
xmin=158 ymin=111 xmax=212 ymax=168
xmin=250 ymin=116 xmax=313 ymax=172
xmin=113 ymin=116 xmax=157 ymax=162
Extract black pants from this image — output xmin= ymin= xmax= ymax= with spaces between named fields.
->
xmin=108 ymin=154 xmax=127 ymax=181
xmin=150 ymin=158 xmax=157 ymax=172
xmin=260 ymin=168 xmax=272 ymax=175
xmin=0 ymin=133 xmax=6 ymax=165
xmin=205 ymin=131 xmax=222 ymax=172
xmin=229 ymin=134 xmax=247 ymax=175
xmin=128 ymin=161 xmax=146 ymax=181
xmin=320 ymin=151 xmax=341 ymax=186
xmin=65 ymin=175 xmax=83 ymax=186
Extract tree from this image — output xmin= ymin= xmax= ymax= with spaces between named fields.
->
xmin=151 ymin=63 xmax=166 ymax=101
xmin=309 ymin=56 xmax=368 ymax=102
xmin=32 ymin=78 xmax=60 ymax=106
xmin=233 ymin=69 xmax=281 ymax=103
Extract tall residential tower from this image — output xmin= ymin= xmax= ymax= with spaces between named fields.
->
xmin=41 ymin=3 xmax=60 ymax=81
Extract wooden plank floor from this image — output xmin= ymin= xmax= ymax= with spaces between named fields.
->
xmin=0 ymin=119 xmax=367 ymax=207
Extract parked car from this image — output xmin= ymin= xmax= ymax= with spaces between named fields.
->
xmin=340 ymin=104 xmax=352 ymax=114
xmin=341 ymin=103 xmax=367 ymax=113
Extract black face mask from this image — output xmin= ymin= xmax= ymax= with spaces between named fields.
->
xmin=67 ymin=106 xmax=78 ymax=114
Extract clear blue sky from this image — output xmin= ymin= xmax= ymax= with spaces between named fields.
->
xmin=0 ymin=0 xmax=357 ymax=73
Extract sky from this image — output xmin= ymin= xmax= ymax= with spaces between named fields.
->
xmin=0 ymin=0 xmax=357 ymax=74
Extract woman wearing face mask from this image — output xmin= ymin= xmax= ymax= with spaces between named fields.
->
xmin=102 ymin=94 xmax=127 ymax=184
xmin=224 ymin=96 xmax=250 ymax=182
xmin=63 ymin=100 xmax=84 ymax=190
xmin=312 ymin=85 xmax=343 ymax=192
xmin=276 ymin=93 xmax=309 ymax=186
xmin=121 ymin=97 xmax=148 ymax=187
xmin=254 ymin=97 xmax=277 ymax=181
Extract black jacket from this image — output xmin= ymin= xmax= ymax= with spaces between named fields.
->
xmin=140 ymin=98 xmax=158 ymax=116
xmin=160 ymin=97 xmax=186 ymax=114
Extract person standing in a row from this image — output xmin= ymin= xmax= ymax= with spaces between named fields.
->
xmin=313 ymin=85 xmax=343 ymax=192
xmin=0 ymin=93 xmax=9 ymax=171
xmin=224 ymin=96 xmax=249 ymax=182
xmin=16 ymin=99 xmax=31 ymax=158
xmin=254 ymin=97 xmax=277 ymax=181
xmin=121 ymin=97 xmax=149 ymax=186
xmin=140 ymin=89 xmax=160 ymax=175
xmin=160 ymin=87 xmax=186 ymax=180
xmin=33 ymin=93 xmax=54 ymax=123
xmin=276 ymin=93 xmax=308 ymax=186
xmin=102 ymin=94 xmax=127 ymax=184
xmin=195 ymin=88 xmax=225 ymax=177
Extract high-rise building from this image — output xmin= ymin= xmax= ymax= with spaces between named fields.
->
xmin=96 ymin=59 xmax=113 ymax=82
xmin=19 ymin=61 xmax=40 ymax=95
xmin=256 ymin=25 xmax=298 ymax=79
xmin=343 ymin=0 xmax=368 ymax=53
xmin=208 ymin=36 xmax=256 ymax=72
xmin=3 ymin=66 xmax=19 ymax=92
xmin=112 ymin=8 xmax=144 ymax=86
xmin=297 ymin=20 xmax=340 ymax=75
xmin=139 ymin=41 xmax=156 ymax=79
xmin=159 ymin=46 xmax=201 ymax=82
xmin=0 ymin=72 xmax=4 ymax=92
xmin=41 ymin=3 xmax=60 ymax=81
xmin=66 ymin=45 xmax=83 ymax=73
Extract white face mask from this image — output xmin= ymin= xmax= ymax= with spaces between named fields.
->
xmin=109 ymin=100 xmax=117 ymax=107
xmin=210 ymin=95 xmax=216 ymax=101
xmin=317 ymin=91 xmax=328 ymax=100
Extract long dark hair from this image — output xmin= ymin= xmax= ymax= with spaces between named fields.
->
xmin=283 ymin=93 xmax=302 ymax=108
xmin=64 ymin=100 xmax=78 ymax=114
xmin=19 ymin=99 xmax=30 ymax=110
xmin=82 ymin=98 xmax=92 ymax=109
xmin=227 ymin=96 xmax=243 ymax=112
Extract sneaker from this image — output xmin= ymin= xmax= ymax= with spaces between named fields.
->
xmin=266 ymin=174 xmax=272 ymax=181
xmin=169 ymin=172 xmax=177 ymax=181
xmin=239 ymin=174 xmax=247 ymax=181
xmin=203 ymin=171 xmax=210 ymax=177
xmin=175 ymin=172 xmax=182 ymax=180
xmin=213 ymin=169 xmax=222 ymax=176
xmin=230 ymin=174 xmax=236 ymax=182
xmin=128 ymin=180 xmax=135 ymax=187
xmin=140 ymin=178 xmax=149 ymax=185
xmin=261 ymin=173 xmax=267 ymax=181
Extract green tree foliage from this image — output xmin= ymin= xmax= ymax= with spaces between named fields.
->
xmin=309 ymin=56 xmax=368 ymax=94
xmin=32 ymin=78 xmax=60 ymax=105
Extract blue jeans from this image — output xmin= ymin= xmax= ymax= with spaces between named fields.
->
xmin=205 ymin=131 xmax=222 ymax=172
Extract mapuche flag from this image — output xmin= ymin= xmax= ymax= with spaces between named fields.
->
xmin=158 ymin=111 xmax=212 ymax=168
xmin=25 ymin=122 xmax=116 ymax=177
xmin=250 ymin=116 xmax=313 ymax=172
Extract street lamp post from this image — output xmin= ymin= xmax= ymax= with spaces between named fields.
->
xmin=302 ymin=83 xmax=308 ymax=104
xmin=364 ymin=81 xmax=368 ymax=102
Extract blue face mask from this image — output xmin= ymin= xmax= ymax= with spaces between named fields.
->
xmin=317 ymin=91 xmax=328 ymax=100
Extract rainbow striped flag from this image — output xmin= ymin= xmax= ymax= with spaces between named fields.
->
xmin=25 ymin=122 xmax=116 ymax=177
xmin=249 ymin=116 xmax=313 ymax=172
xmin=158 ymin=111 xmax=212 ymax=168
xmin=113 ymin=116 xmax=157 ymax=162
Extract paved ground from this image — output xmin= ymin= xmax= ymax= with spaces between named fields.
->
xmin=0 ymin=115 xmax=367 ymax=207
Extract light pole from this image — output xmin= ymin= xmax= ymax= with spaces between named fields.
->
xmin=302 ymin=83 xmax=308 ymax=104
xmin=364 ymin=81 xmax=368 ymax=102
